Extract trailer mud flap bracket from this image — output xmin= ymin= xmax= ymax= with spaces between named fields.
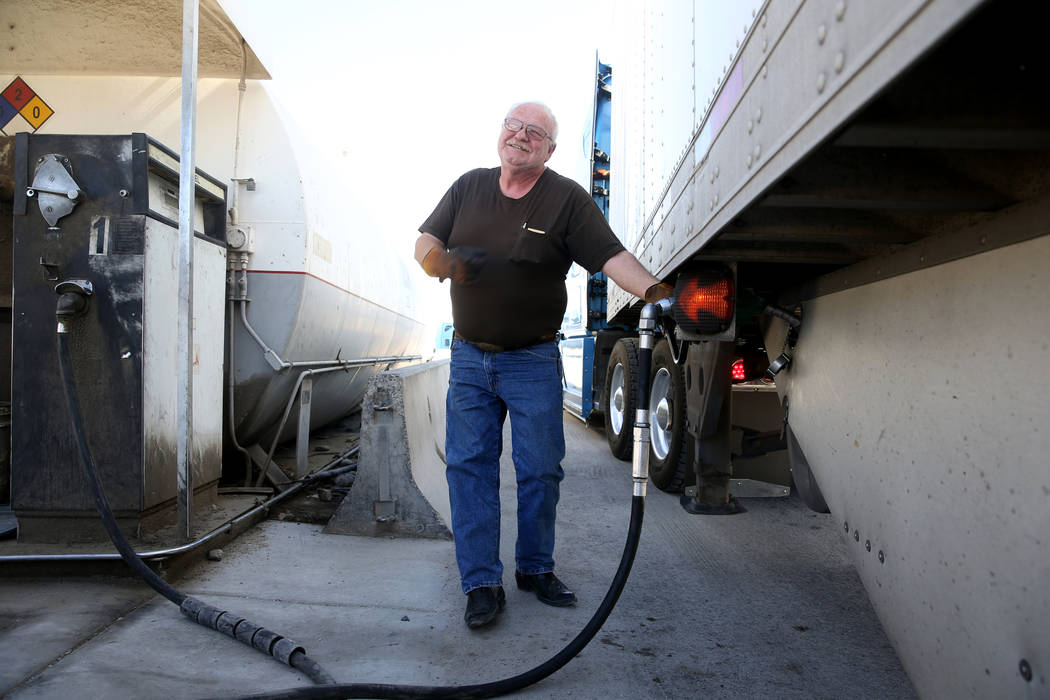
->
xmin=680 ymin=340 xmax=745 ymax=514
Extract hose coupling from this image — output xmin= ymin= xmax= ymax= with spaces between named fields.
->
xmin=54 ymin=279 xmax=94 ymax=334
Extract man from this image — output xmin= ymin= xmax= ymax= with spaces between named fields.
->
xmin=415 ymin=101 xmax=671 ymax=629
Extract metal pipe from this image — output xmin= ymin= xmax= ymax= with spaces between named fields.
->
xmin=239 ymin=298 xmax=290 ymax=370
xmin=230 ymin=38 xmax=248 ymax=226
xmin=238 ymin=297 xmax=420 ymax=372
xmin=231 ymin=269 xmax=418 ymax=485
xmin=227 ymin=299 xmax=253 ymax=479
xmin=176 ymin=0 xmax=200 ymax=543
xmin=252 ymin=363 xmax=390 ymax=487
xmin=0 ymin=448 xmax=358 ymax=564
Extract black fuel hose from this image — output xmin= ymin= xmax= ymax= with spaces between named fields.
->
xmin=228 ymin=496 xmax=644 ymax=700
xmin=59 ymin=311 xmax=652 ymax=699
xmin=228 ymin=315 xmax=659 ymax=700
xmin=57 ymin=331 xmax=335 ymax=685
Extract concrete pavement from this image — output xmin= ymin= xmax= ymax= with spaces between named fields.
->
xmin=1 ymin=415 xmax=915 ymax=699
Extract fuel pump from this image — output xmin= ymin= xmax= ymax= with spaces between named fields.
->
xmin=10 ymin=133 xmax=227 ymax=542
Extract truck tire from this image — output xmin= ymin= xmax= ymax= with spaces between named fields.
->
xmin=604 ymin=338 xmax=639 ymax=460
xmin=786 ymin=424 xmax=830 ymax=513
xmin=648 ymin=338 xmax=689 ymax=492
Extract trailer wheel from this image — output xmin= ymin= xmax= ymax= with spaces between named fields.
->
xmin=786 ymin=424 xmax=830 ymax=513
xmin=604 ymin=338 xmax=639 ymax=460
xmin=648 ymin=338 xmax=689 ymax=492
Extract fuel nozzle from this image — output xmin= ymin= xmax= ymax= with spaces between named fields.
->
xmin=633 ymin=299 xmax=676 ymax=498
xmin=55 ymin=279 xmax=94 ymax=334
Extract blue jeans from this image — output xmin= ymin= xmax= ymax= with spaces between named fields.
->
xmin=446 ymin=339 xmax=566 ymax=594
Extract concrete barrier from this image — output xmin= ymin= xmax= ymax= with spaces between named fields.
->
xmin=324 ymin=360 xmax=452 ymax=539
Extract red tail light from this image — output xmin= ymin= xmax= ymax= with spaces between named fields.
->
xmin=731 ymin=359 xmax=746 ymax=382
xmin=672 ymin=265 xmax=735 ymax=335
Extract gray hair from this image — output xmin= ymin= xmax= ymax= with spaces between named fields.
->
xmin=506 ymin=101 xmax=559 ymax=144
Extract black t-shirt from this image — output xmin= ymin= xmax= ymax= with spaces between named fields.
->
xmin=420 ymin=167 xmax=625 ymax=348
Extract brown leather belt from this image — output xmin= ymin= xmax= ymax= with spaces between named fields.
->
xmin=453 ymin=331 xmax=558 ymax=353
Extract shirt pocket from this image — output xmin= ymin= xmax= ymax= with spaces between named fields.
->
xmin=509 ymin=224 xmax=551 ymax=264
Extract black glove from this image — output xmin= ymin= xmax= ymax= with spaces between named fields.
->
xmin=422 ymin=246 xmax=487 ymax=286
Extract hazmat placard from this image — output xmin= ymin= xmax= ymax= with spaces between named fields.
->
xmin=1 ymin=76 xmax=54 ymax=134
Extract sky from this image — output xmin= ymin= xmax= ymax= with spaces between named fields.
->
xmin=218 ymin=0 xmax=613 ymax=331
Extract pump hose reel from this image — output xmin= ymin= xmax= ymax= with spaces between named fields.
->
xmin=57 ymin=284 xmax=667 ymax=699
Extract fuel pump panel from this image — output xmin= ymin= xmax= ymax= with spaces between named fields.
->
xmin=10 ymin=133 xmax=226 ymax=542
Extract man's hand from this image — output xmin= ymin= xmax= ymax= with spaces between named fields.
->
xmin=644 ymin=282 xmax=674 ymax=303
xmin=422 ymin=246 xmax=487 ymax=285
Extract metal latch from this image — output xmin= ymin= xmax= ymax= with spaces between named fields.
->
xmin=27 ymin=154 xmax=82 ymax=228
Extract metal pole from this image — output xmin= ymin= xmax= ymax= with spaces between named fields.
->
xmin=295 ymin=375 xmax=313 ymax=480
xmin=177 ymin=0 xmax=200 ymax=543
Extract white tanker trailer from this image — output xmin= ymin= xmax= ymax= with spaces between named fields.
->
xmin=0 ymin=0 xmax=426 ymax=540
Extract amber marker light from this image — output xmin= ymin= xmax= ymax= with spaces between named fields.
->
xmin=671 ymin=266 xmax=735 ymax=335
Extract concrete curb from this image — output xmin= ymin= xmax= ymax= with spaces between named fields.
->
xmin=325 ymin=360 xmax=452 ymax=539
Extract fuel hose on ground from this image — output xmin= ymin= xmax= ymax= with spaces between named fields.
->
xmin=228 ymin=302 xmax=666 ymax=700
xmin=57 ymin=281 xmax=662 ymax=699
xmin=56 ymin=327 xmax=334 ymax=685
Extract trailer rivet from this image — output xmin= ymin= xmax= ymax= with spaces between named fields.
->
xmin=748 ymin=120 xmax=754 ymax=133
xmin=817 ymin=72 xmax=827 ymax=93
xmin=763 ymin=38 xmax=768 ymax=53
xmin=835 ymin=52 xmax=845 ymax=73
xmin=747 ymin=155 xmax=753 ymax=168
xmin=980 ymin=235 xmax=987 ymax=245
xmin=755 ymin=108 xmax=762 ymax=123
xmin=836 ymin=1 xmax=847 ymax=21
xmin=865 ymin=540 xmax=871 ymax=552
xmin=1019 ymin=659 xmax=1033 ymax=682
xmin=762 ymin=64 xmax=768 ymax=79
xmin=920 ymin=255 xmax=926 ymax=263
xmin=762 ymin=13 xmax=767 ymax=28
xmin=817 ymin=24 xmax=827 ymax=44
xmin=754 ymin=144 xmax=761 ymax=158
xmin=878 ymin=550 xmax=885 ymax=563
xmin=854 ymin=530 xmax=860 ymax=542
xmin=844 ymin=522 xmax=849 ymax=532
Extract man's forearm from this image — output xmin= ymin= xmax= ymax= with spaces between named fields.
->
xmin=601 ymin=250 xmax=661 ymax=299
xmin=415 ymin=232 xmax=445 ymax=267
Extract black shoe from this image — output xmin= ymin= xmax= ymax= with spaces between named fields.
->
xmin=464 ymin=586 xmax=506 ymax=629
xmin=515 ymin=571 xmax=577 ymax=607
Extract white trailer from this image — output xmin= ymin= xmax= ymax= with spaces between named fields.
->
xmin=592 ymin=0 xmax=1049 ymax=696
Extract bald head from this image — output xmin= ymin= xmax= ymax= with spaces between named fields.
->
xmin=506 ymin=101 xmax=558 ymax=144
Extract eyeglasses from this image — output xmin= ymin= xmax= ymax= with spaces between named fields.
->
xmin=503 ymin=117 xmax=553 ymax=142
